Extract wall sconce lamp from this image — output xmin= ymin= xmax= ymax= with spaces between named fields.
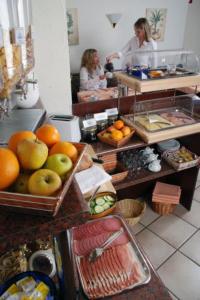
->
xmin=106 ymin=13 xmax=122 ymax=28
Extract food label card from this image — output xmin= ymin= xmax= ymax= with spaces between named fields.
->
xmin=94 ymin=112 xmax=108 ymax=121
xmin=105 ymin=108 xmax=118 ymax=116
xmin=83 ymin=118 xmax=97 ymax=128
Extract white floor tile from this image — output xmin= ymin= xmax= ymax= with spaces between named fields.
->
xmin=148 ymin=214 xmax=196 ymax=248
xmin=136 ymin=229 xmax=175 ymax=269
xmin=130 ymin=222 xmax=144 ymax=234
xmin=173 ymin=200 xmax=200 ymax=228
xmin=158 ymin=252 xmax=200 ymax=300
xmin=193 ymin=186 xmax=200 ymax=202
xmin=180 ymin=230 xmax=200 ymax=265
xmin=140 ymin=204 xmax=160 ymax=226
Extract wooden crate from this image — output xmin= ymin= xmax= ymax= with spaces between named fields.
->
xmin=0 ymin=143 xmax=86 ymax=217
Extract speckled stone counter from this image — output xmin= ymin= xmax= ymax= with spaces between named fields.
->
xmin=0 ymin=180 xmax=171 ymax=299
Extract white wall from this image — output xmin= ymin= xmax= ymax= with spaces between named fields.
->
xmin=67 ymin=0 xmax=188 ymax=73
xmin=32 ymin=0 xmax=72 ymax=114
xmin=184 ymin=0 xmax=200 ymax=55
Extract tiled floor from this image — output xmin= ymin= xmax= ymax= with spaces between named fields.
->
xmin=133 ymin=174 xmax=200 ymax=300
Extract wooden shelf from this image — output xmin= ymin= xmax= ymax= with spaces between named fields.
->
xmin=114 ymin=160 xmax=176 ymax=191
xmin=92 ymin=135 xmax=146 ymax=156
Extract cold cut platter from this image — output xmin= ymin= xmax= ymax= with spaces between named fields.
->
xmin=68 ymin=215 xmax=151 ymax=299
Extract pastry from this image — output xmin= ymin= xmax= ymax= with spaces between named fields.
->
xmin=135 ymin=114 xmax=173 ymax=131
xmin=149 ymin=70 xmax=164 ymax=78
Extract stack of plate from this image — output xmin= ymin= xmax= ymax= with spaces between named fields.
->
xmin=157 ymin=139 xmax=180 ymax=153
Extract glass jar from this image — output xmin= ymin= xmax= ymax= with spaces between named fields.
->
xmin=97 ymin=119 xmax=108 ymax=133
xmin=81 ymin=126 xmax=97 ymax=143
xmin=11 ymin=0 xmax=28 ymax=74
xmin=24 ymin=0 xmax=34 ymax=72
xmin=0 ymin=0 xmax=22 ymax=99
xmin=107 ymin=114 xmax=118 ymax=126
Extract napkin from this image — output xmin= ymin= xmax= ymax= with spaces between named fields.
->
xmin=75 ymin=165 xmax=112 ymax=194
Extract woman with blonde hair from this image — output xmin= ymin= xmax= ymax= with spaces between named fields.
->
xmin=107 ymin=17 xmax=157 ymax=68
xmin=80 ymin=49 xmax=107 ymax=91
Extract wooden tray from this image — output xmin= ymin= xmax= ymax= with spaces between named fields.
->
xmin=114 ymin=71 xmax=200 ymax=93
xmin=0 ymin=143 xmax=86 ymax=217
xmin=97 ymin=126 xmax=135 ymax=148
xmin=162 ymin=147 xmax=199 ymax=171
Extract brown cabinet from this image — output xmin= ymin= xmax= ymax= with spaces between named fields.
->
xmin=73 ymin=91 xmax=200 ymax=211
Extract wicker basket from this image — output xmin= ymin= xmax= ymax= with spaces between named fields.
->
xmin=152 ymin=202 xmax=177 ymax=215
xmin=115 ymin=199 xmax=146 ymax=226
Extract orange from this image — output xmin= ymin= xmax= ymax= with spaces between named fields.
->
xmin=121 ymin=126 xmax=131 ymax=137
xmin=114 ymin=120 xmax=124 ymax=130
xmin=111 ymin=130 xmax=123 ymax=141
xmin=0 ymin=148 xmax=20 ymax=190
xmin=8 ymin=131 xmax=36 ymax=154
xmin=49 ymin=141 xmax=78 ymax=162
xmin=107 ymin=126 xmax=116 ymax=133
xmin=35 ymin=124 xmax=61 ymax=148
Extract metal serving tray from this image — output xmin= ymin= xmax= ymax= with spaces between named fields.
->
xmin=68 ymin=215 xmax=151 ymax=299
xmin=123 ymin=107 xmax=200 ymax=133
xmin=126 ymin=67 xmax=197 ymax=81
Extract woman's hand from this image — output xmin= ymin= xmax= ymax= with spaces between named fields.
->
xmin=106 ymin=52 xmax=120 ymax=62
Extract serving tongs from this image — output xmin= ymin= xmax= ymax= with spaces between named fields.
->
xmin=88 ymin=227 xmax=124 ymax=263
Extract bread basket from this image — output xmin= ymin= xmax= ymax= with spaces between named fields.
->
xmin=115 ymin=199 xmax=146 ymax=226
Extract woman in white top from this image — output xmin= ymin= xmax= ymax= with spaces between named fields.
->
xmin=107 ymin=18 xmax=157 ymax=68
xmin=80 ymin=49 xmax=107 ymax=91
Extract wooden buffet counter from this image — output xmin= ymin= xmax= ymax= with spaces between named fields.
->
xmin=115 ymin=71 xmax=200 ymax=93
xmin=0 ymin=144 xmax=172 ymax=299
xmin=0 ymin=180 xmax=171 ymax=299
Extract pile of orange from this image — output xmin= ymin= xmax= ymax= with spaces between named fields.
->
xmin=36 ymin=124 xmax=61 ymax=147
xmin=102 ymin=120 xmax=132 ymax=142
xmin=0 ymin=148 xmax=20 ymax=190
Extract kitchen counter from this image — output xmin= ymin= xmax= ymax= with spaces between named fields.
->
xmin=0 ymin=179 xmax=171 ymax=299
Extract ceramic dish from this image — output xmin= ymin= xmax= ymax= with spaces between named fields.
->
xmin=157 ymin=139 xmax=180 ymax=153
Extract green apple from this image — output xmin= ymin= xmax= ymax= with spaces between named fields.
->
xmin=13 ymin=173 xmax=30 ymax=194
xmin=17 ymin=138 xmax=48 ymax=170
xmin=44 ymin=154 xmax=73 ymax=176
xmin=28 ymin=169 xmax=62 ymax=196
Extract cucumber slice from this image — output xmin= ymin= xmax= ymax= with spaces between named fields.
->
xmin=107 ymin=201 xmax=114 ymax=207
xmin=104 ymin=195 xmax=115 ymax=202
xmin=94 ymin=205 xmax=104 ymax=214
xmin=95 ymin=197 xmax=105 ymax=206
xmin=90 ymin=200 xmax=96 ymax=208
xmin=102 ymin=203 xmax=110 ymax=210
xmin=90 ymin=207 xmax=95 ymax=214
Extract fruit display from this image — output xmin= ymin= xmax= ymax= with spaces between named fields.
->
xmin=97 ymin=120 xmax=135 ymax=147
xmin=0 ymin=124 xmax=81 ymax=198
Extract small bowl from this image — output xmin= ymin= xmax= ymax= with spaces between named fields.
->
xmin=89 ymin=191 xmax=117 ymax=219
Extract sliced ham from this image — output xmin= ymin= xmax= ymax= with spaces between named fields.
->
xmin=78 ymin=243 xmax=145 ymax=299
xmin=102 ymin=218 xmax=122 ymax=231
xmin=72 ymin=220 xmax=105 ymax=240
xmin=73 ymin=217 xmax=122 ymax=241
xmin=74 ymin=218 xmax=146 ymax=298
xmin=73 ymin=231 xmax=129 ymax=256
